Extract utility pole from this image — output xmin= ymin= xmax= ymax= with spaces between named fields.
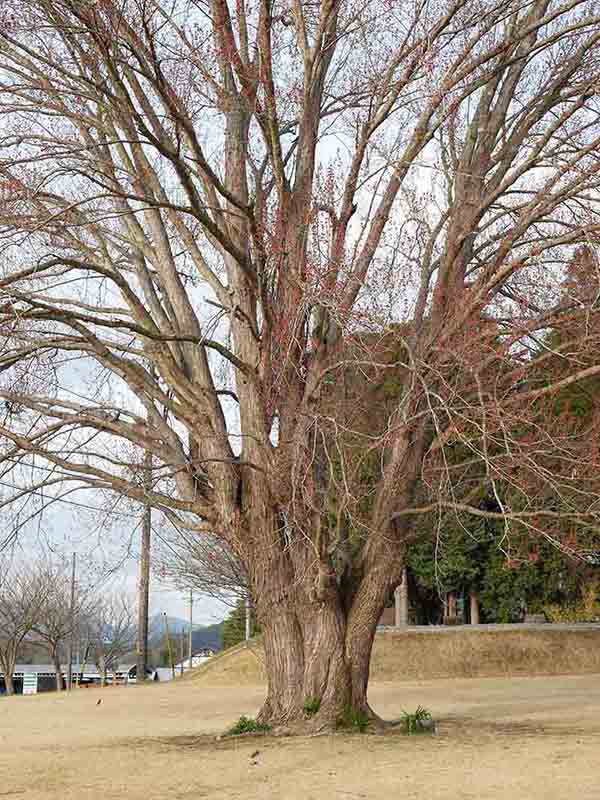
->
xmin=245 ymin=594 xmax=251 ymax=642
xmin=188 ymin=589 xmax=193 ymax=671
xmin=79 ymin=641 xmax=90 ymax=689
xmin=163 ymin=612 xmax=175 ymax=680
xmin=66 ymin=552 xmax=76 ymax=690
xmin=136 ymin=449 xmax=152 ymax=684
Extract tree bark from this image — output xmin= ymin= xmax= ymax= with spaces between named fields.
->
xmin=256 ymin=596 xmax=355 ymax=729
xmin=50 ymin=645 xmax=63 ymax=691
xmin=4 ymin=672 xmax=15 ymax=696
xmin=251 ymin=543 xmax=397 ymax=730
xmin=137 ymin=450 xmax=152 ymax=684
xmin=470 ymin=591 xmax=480 ymax=625
xmin=255 ymin=590 xmax=387 ymax=731
xmin=97 ymin=657 xmax=107 ymax=687
xmin=242 ymin=473 xmax=409 ymax=731
xmin=394 ymin=568 xmax=409 ymax=627
xmin=445 ymin=592 xmax=457 ymax=624
xmin=0 ymin=650 xmax=18 ymax=696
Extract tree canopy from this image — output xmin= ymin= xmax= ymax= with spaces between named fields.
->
xmin=1 ymin=0 xmax=600 ymax=727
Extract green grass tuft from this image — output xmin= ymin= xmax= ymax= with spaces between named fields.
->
xmin=227 ymin=715 xmax=271 ymax=736
xmin=401 ymin=705 xmax=433 ymax=735
xmin=339 ymin=705 xmax=370 ymax=733
xmin=303 ymin=696 xmax=322 ymax=717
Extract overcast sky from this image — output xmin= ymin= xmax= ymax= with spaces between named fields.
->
xmin=2 ymin=487 xmax=230 ymax=627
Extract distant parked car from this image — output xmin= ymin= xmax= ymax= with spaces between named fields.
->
xmin=126 ymin=665 xmax=157 ymax=684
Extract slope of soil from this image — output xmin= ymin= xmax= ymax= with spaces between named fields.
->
xmin=188 ymin=625 xmax=600 ymax=686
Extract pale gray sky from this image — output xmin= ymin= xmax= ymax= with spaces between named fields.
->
xmin=3 ymin=488 xmax=229 ymax=627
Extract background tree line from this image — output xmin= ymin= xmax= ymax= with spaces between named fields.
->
xmin=0 ymin=559 xmax=137 ymax=694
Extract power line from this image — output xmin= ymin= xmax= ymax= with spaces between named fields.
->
xmin=0 ymin=479 xmax=139 ymax=518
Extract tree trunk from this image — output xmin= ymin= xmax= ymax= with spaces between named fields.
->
xmin=255 ymin=595 xmax=387 ymax=731
xmin=97 ymin=657 xmax=107 ymax=687
xmin=137 ymin=450 xmax=152 ymax=684
xmin=50 ymin=646 xmax=63 ymax=691
xmin=470 ymin=591 xmax=480 ymax=625
xmin=4 ymin=672 xmax=15 ymax=696
xmin=242 ymin=497 xmax=406 ymax=732
xmin=394 ymin=568 xmax=409 ymax=627
xmin=445 ymin=591 xmax=457 ymax=624
xmin=252 ymin=556 xmax=392 ymax=731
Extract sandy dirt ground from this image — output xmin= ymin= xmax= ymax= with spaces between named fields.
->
xmin=1 ymin=674 xmax=599 ymax=800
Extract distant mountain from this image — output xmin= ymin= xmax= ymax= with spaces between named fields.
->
xmin=191 ymin=622 xmax=223 ymax=652
xmin=149 ymin=614 xmax=190 ymax=636
xmin=148 ymin=614 xmax=223 ymax=652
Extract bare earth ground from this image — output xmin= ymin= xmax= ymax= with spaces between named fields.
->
xmin=1 ymin=675 xmax=599 ymax=800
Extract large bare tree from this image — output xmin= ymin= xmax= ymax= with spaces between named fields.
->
xmin=156 ymin=524 xmax=247 ymax=608
xmin=1 ymin=0 xmax=600 ymax=727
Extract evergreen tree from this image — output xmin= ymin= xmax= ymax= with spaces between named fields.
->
xmin=222 ymin=600 xmax=260 ymax=650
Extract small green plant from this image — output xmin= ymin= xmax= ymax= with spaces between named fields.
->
xmin=227 ymin=715 xmax=271 ymax=736
xmin=340 ymin=705 xmax=370 ymax=733
xmin=402 ymin=705 xmax=433 ymax=735
xmin=303 ymin=696 xmax=321 ymax=717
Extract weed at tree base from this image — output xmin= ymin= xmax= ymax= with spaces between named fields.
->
xmin=401 ymin=705 xmax=434 ymax=735
xmin=339 ymin=705 xmax=370 ymax=733
xmin=303 ymin=696 xmax=322 ymax=717
xmin=227 ymin=715 xmax=271 ymax=736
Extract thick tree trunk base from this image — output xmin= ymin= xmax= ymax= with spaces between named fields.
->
xmin=248 ymin=543 xmax=398 ymax=738
xmin=256 ymin=690 xmax=388 ymax=735
xmin=251 ymin=699 xmax=393 ymax=738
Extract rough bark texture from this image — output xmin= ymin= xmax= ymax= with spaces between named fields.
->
xmin=470 ymin=592 xmax=480 ymax=626
xmin=4 ymin=672 xmax=15 ymax=696
xmin=256 ymin=598 xmax=378 ymax=729
xmin=246 ymin=510 xmax=404 ymax=729
xmin=445 ymin=592 xmax=457 ymax=624
xmin=51 ymin=647 xmax=64 ymax=691
xmin=136 ymin=489 xmax=151 ymax=684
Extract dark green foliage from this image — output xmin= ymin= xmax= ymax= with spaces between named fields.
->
xmin=401 ymin=706 xmax=433 ymax=735
xmin=480 ymin=541 xmax=578 ymax=623
xmin=227 ymin=716 xmax=271 ymax=736
xmin=303 ymin=696 xmax=321 ymax=717
xmin=222 ymin=599 xmax=260 ymax=650
xmin=339 ymin=705 xmax=370 ymax=733
xmin=157 ymin=647 xmax=172 ymax=668
xmin=407 ymin=518 xmax=488 ymax=595
xmin=408 ymin=514 xmax=590 ymax=623
xmin=479 ymin=549 xmax=533 ymax=623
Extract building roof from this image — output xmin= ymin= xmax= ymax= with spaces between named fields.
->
xmin=1 ymin=663 xmax=138 ymax=677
